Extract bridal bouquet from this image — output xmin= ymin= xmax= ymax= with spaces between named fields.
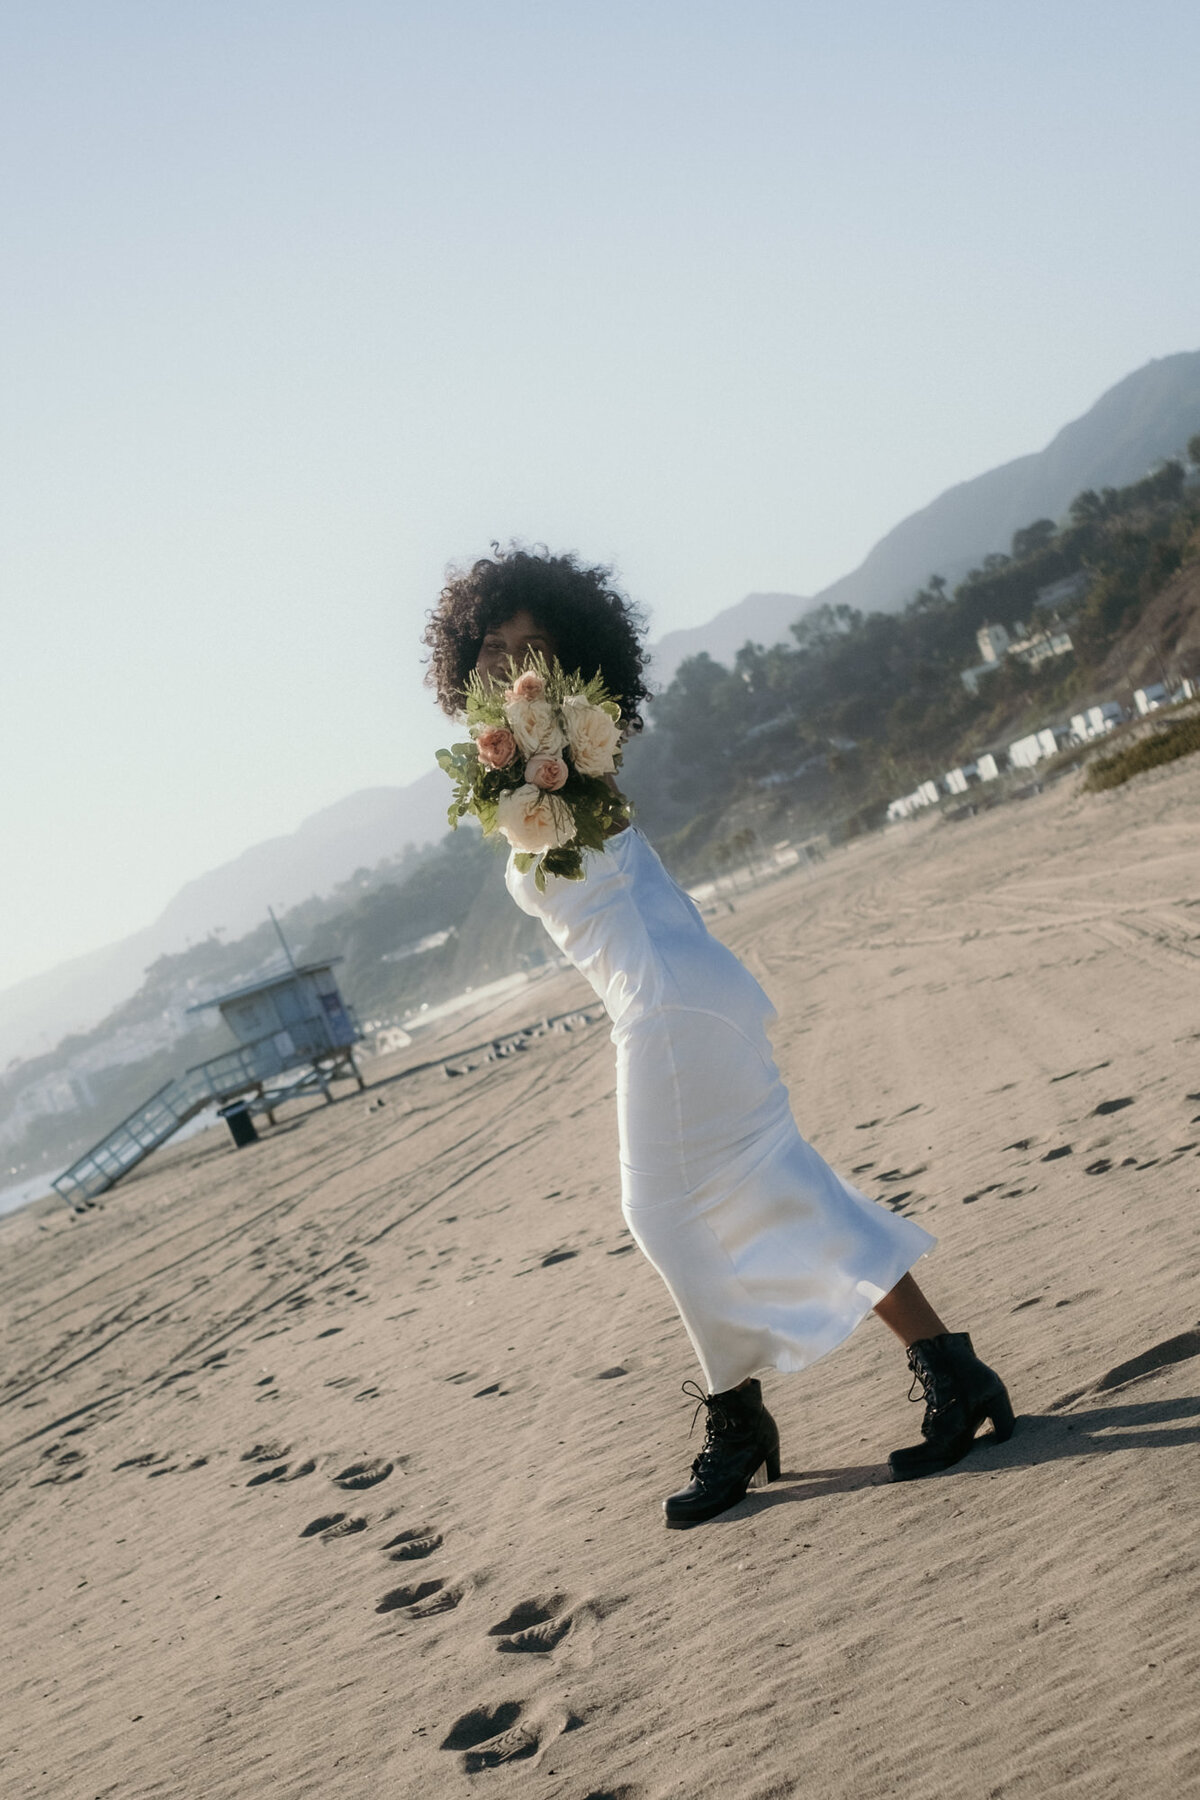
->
xmin=436 ymin=655 xmax=630 ymax=889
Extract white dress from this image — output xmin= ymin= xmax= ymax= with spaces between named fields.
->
xmin=506 ymin=827 xmax=934 ymax=1394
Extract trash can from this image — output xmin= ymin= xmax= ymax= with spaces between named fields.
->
xmin=218 ymin=1099 xmax=259 ymax=1148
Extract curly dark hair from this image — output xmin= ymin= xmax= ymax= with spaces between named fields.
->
xmin=423 ymin=545 xmax=653 ymax=732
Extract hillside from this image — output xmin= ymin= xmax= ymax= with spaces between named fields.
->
xmin=652 ymin=351 xmax=1200 ymax=685
xmin=636 ymin=455 xmax=1200 ymax=870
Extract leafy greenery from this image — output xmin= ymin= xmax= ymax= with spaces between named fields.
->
xmin=1081 ymin=714 xmax=1200 ymax=791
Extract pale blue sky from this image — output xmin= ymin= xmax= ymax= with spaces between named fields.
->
xmin=3 ymin=1 xmax=1199 ymax=994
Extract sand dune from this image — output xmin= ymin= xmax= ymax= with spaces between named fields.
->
xmin=3 ymin=758 xmax=1200 ymax=1800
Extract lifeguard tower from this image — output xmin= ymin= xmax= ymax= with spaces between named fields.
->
xmin=53 ymin=958 xmax=363 ymax=1209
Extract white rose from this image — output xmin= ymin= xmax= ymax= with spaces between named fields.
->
xmin=496 ymin=784 xmax=577 ymax=854
xmin=504 ymin=695 xmax=567 ymax=759
xmin=561 ymin=694 xmax=621 ymax=776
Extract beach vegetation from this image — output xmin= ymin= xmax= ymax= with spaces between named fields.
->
xmin=1081 ymin=714 xmax=1200 ymax=791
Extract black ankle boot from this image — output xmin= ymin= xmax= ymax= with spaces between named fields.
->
xmin=888 ymin=1332 xmax=1015 ymax=1481
xmin=663 ymin=1378 xmax=781 ymax=1528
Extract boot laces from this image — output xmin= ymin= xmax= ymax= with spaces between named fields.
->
xmin=681 ymin=1380 xmax=736 ymax=1478
xmin=905 ymin=1352 xmax=949 ymax=1420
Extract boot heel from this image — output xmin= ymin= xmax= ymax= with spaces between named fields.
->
xmin=747 ymin=1460 xmax=770 ymax=1490
xmin=988 ymin=1387 xmax=1015 ymax=1443
xmin=765 ymin=1445 xmax=781 ymax=1482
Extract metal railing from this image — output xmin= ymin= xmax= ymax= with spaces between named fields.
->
xmin=52 ymin=1009 xmax=360 ymax=1208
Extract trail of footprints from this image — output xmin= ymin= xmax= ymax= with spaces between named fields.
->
xmin=272 ymin=1443 xmax=625 ymax=1773
xmin=852 ymin=1088 xmax=1200 ymax=1216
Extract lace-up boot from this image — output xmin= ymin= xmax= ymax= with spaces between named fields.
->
xmin=663 ymin=1378 xmax=781 ymax=1528
xmin=888 ymin=1332 xmax=1014 ymax=1481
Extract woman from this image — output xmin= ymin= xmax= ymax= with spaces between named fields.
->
xmin=424 ymin=546 xmax=1013 ymax=1528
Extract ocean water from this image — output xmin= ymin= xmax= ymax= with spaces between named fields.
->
xmin=0 ymin=1173 xmax=56 ymax=1220
xmin=0 ymin=1106 xmax=224 ymax=1222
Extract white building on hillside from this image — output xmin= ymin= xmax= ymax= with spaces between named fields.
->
xmin=1069 ymin=703 xmax=1124 ymax=742
xmin=1009 ymin=727 xmax=1069 ymax=770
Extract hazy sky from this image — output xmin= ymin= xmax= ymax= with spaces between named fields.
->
xmin=3 ymin=1 xmax=1199 ymax=995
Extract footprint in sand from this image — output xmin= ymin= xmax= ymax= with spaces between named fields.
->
xmin=1041 ymin=1145 xmax=1073 ymax=1162
xmin=383 ymin=1526 xmax=443 ymax=1561
xmin=1050 ymin=1061 xmax=1110 ymax=1083
xmin=489 ymin=1594 xmax=574 ymax=1654
xmin=299 ymin=1512 xmax=369 ymax=1541
xmin=32 ymin=1445 xmax=88 ymax=1486
xmin=112 ymin=1449 xmax=208 ymax=1478
xmin=244 ymin=1454 xmax=316 ymax=1486
xmin=377 ymin=1577 xmax=464 ymax=1618
xmin=333 ymin=1458 xmax=394 ymax=1490
xmin=440 ymin=1701 xmax=541 ymax=1772
xmin=541 ymin=1250 xmax=578 ymax=1267
xmin=300 ymin=1512 xmax=345 ymax=1536
xmin=1093 ymin=1098 xmax=1134 ymax=1116
xmin=582 ymin=1789 xmax=642 ymax=1800
xmin=321 ymin=1515 xmax=369 ymax=1540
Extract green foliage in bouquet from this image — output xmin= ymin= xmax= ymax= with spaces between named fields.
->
xmin=436 ymin=652 xmax=630 ymax=890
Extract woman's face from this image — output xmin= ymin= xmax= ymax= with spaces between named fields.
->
xmin=474 ymin=610 xmax=557 ymax=688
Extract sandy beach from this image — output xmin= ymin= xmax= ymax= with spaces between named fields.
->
xmin=3 ymin=758 xmax=1200 ymax=1800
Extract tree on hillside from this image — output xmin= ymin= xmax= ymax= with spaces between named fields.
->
xmin=1012 ymin=519 xmax=1057 ymax=560
xmin=790 ymin=602 xmax=862 ymax=653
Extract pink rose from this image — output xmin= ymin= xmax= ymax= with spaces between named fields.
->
xmin=506 ymin=669 xmax=546 ymax=702
xmin=525 ymin=751 xmax=568 ymax=791
xmin=475 ymin=725 xmax=518 ymax=769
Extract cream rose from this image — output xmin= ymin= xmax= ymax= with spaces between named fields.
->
xmin=561 ymin=694 xmax=621 ymax=776
xmin=524 ymin=751 xmax=569 ymax=791
xmin=504 ymin=694 xmax=566 ymax=759
xmin=495 ymin=784 xmax=576 ymax=853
